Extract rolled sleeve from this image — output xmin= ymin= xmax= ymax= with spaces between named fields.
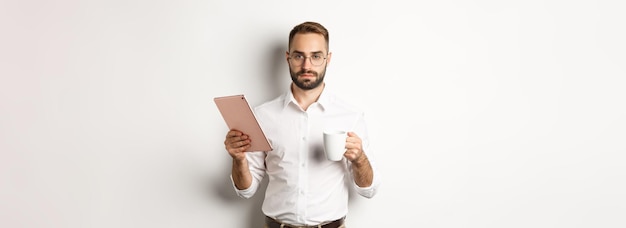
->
xmin=230 ymin=151 xmax=267 ymax=199
xmin=231 ymin=175 xmax=258 ymax=199
xmin=351 ymin=161 xmax=381 ymax=199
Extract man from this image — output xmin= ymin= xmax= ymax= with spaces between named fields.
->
xmin=224 ymin=21 xmax=381 ymax=228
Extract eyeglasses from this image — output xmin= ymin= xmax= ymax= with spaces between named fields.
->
xmin=288 ymin=52 xmax=327 ymax=66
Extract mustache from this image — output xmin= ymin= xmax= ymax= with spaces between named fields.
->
xmin=297 ymin=70 xmax=318 ymax=76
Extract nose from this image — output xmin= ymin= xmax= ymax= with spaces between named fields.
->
xmin=301 ymin=56 xmax=313 ymax=69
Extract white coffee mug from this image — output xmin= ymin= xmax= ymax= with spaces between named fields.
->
xmin=323 ymin=131 xmax=347 ymax=161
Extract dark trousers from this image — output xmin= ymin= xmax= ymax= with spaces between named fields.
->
xmin=264 ymin=216 xmax=345 ymax=228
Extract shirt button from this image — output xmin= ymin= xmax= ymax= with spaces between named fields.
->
xmin=302 ymin=136 xmax=306 ymax=141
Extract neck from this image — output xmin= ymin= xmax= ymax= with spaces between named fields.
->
xmin=291 ymin=83 xmax=324 ymax=111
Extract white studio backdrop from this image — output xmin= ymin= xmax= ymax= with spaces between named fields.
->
xmin=1 ymin=0 xmax=625 ymax=227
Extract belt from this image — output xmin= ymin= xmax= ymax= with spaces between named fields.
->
xmin=265 ymin=216 xmax=344 ymax=228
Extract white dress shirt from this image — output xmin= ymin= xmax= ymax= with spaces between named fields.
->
xmin=231 ymin=86 xmax=381 ymax=226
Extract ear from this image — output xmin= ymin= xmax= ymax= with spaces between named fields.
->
xmin=286 ymin=51 xmax=290 ymax=62
xmin=326 ymin=52 xmax=332 ymax=64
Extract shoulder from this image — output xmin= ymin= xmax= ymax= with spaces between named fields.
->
xmin=325 ymin=92 xmax=365 ymax=115
xmin=253 ymin=94 xmax=285 ymax=114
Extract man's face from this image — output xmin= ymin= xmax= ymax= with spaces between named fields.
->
xmin=287 ymin=33 xmax=330 ymax=90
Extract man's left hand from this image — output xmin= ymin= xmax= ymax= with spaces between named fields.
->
xmin=344 ymin=132 xmax=366 ymax=163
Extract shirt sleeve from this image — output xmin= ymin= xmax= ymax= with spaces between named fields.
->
xmin=349 ymin=113 xmax=381 ymax=199
xmin=231 ymin=151 xmax=267 ymax=199
xmin=349 ymin=151 xmax=382 ymax=199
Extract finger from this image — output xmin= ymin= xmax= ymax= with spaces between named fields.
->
xmin=238 ymin=139 xmax=251 ymax=147
xmin=348 ymin=147 xmax=361 ymax=154
xmin=344 ymin=141 xmax=354 ymax=149
xmin=346 ymin=132 xmax=361 ymax=142
xmin=233 ymin=141 xmax=252 ymax=152
xmin=231 ymin=134 xmax=249 ymax=142
xmin=226 ymin=134 xmax=249 ymax=144
xmin=227 ymin=130 xmax=244 ymax=137
xmin=345 ymin=140 xmax=361 ymax=148
xmin=240 ymin=144 xmax=251 ymax=152
xmin=346 ymin=137 xmax=361 ymax=145
xmin=228 ymin=142 xmax=251 ymax=155
xmin=343 ymin=149 xmax=359 ymax=161
xmin=226 ymin=135 xmax=248 ymax=146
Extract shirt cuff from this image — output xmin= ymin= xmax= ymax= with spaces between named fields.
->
xmin=230 ymin=175 xmax=256 ymax=199
xmin=353 ymin=172 xmax=380 ymax=199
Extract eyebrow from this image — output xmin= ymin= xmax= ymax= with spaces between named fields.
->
xmin=291 ymin=50 xmax=325 ymax=55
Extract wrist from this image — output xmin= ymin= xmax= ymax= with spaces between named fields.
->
xmin=353 ymin=154 xmax=368 ymax=166
xmin=233 ymin=156 xmax=247 ymax=166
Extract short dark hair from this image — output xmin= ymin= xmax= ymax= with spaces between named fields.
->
xmin=288 ymin=21 xmax=329 ymax=52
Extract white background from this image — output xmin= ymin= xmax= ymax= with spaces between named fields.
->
xmin=1 ymin=0 xmax=625 ymax=227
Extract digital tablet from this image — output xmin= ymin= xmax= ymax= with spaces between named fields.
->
xmin=214 ymin=94 xmax=272 ymax=152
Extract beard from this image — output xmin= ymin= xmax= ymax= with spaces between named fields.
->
xmin=289 ymin=66 xmax=326 ymax=90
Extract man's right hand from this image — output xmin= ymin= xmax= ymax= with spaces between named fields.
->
xmin=224 ymin=130 xmax=251 ymax=160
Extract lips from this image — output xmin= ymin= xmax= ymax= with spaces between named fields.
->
xmin=298 ymin=71 xmax=316 ymax=77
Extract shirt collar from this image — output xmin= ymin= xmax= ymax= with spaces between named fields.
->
xmin=281 ymin=84 xmax=331 ymax=111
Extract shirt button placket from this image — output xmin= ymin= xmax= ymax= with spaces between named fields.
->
xmin=297 ymin=112 xmax=309 ymax=221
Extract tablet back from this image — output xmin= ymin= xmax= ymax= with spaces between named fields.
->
xmin=214 ymin=94 xmax=272 ymax=152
